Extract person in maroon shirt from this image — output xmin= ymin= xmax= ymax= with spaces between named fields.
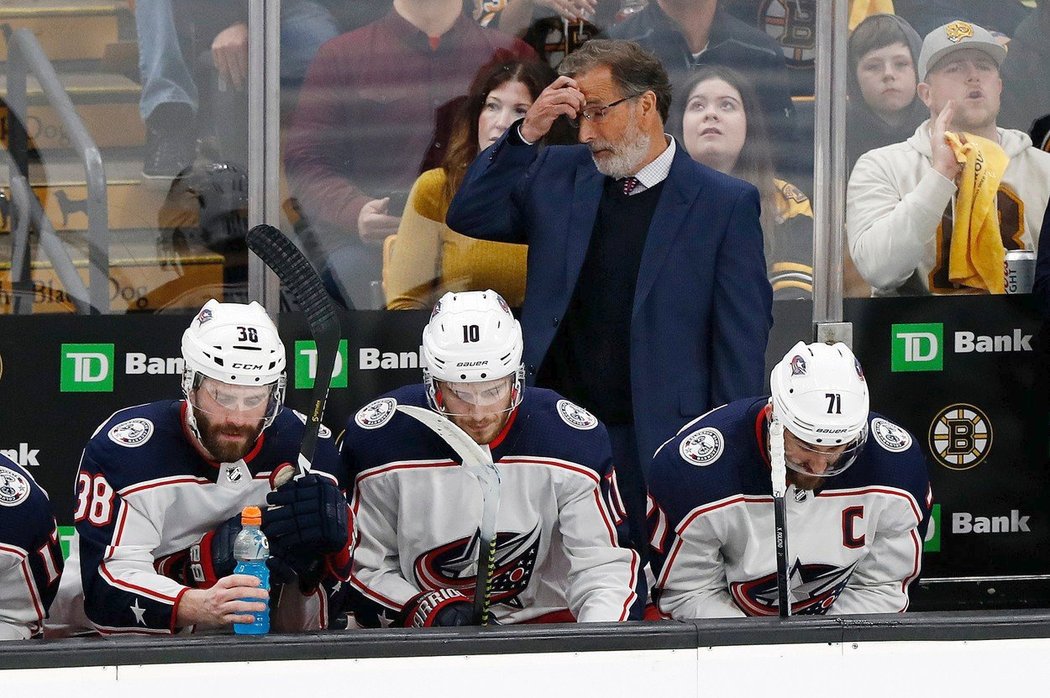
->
xmin=284 ymin=0 xmax=535 ymax=308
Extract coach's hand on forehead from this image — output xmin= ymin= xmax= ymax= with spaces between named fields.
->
xmin=520 ymin=75 xmax=585 ymax=144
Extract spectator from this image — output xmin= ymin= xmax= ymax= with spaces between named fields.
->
xmin=284 ymin=0 xmax=534 ymax=309
xmin=847 ymin=21 xmax=1050 ymax=295
xmin=136 ymin=0 xmax=339 ymax=179
xmin=475 ymin=0 xmax=599 ymax=35
xmin=384 ymin=59 xmax=565 ymax=310
xmin=607 ymin=0 xmax=799 ymax=172
xmin=846 ymin=14 xmax=926 ymax=175
xmin=722 ymin=0 xmax=896 ymax=97
xmin=342 ymin=291 xmax=640 ymax=626
xmin=54 ymin=300 xmax=350 ymax=635
xmin=649 ymin=341 xmax=931 ymax=617
xmin=674 ymin=66 xmax=814 ymax=300
xmin=893 ymin=0 xmax=1031 ymax=39
xmin=447 ymin=40 xmax=772 ymax=560
xmin=1000 ymin=0 xmax=1050 ymax=137
xmin=0 ymin=453 xmax=63 ymax=640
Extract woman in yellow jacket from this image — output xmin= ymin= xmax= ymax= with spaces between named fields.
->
xmin=384 ymin=59 xmax=564 ymax=310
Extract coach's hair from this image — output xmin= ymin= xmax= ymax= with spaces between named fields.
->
xmin=558 ymin=39 xmax=672 ymax=123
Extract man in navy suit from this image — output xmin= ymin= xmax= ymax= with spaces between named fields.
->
xmin=446 ymin=39 xmax=772 ymax=556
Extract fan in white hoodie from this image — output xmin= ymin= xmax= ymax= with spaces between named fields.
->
xmin=846 ymin=20 xmax=1050 ymax=296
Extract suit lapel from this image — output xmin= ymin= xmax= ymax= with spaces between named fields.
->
xmin=564 ymin=162 xmax=605 ymax=293
xmin=632 ymin=147 xmax=703 ymax=317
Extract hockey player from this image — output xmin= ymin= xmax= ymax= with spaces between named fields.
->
xmin=0 ymin=453 xmax=63 ymax=640
xmin=649 ymin=341 xmax=931 ymax=617
xmin=342 ymin=290 xmax=641 ymax=627
xmin=58 ymin=299 xmax=350 ymax=635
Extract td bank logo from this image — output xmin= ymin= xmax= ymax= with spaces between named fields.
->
xmin=61 ymin=343 xmax=114 ymax=392
xmin=891 ymin=323 xmax=943 ymax=372
xmin=294 ymin=339 xmax=348 ymax=389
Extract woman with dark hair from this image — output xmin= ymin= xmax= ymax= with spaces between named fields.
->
xmin=846 ymin=13 xmax=927 ymax=174
xmin=674 ymin=65 xmax=814 ymax=300
xmin=384 ymin=59 xmax=560 ymax=310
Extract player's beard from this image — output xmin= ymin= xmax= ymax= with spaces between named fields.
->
xmin=589 ymin=112 xmax=652 ymax=179
xmin=787 ymin=469 xmax=827 ymax=493
xmin=192 ymin=405 xmax=264 ymax=463
xmin=450 ymin=409 xmax=511 ymax=445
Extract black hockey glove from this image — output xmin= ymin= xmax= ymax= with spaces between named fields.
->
xmin=397 ymin=589 xmax=475 ymax=628
xmin=262 ymin=473 xmax=350 ymax=558
xmin=155 ymin=514 xmax=241 ymax=588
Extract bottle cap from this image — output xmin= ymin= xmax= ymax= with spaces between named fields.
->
xmin=241 ymin=505 xmax=262 ymax=526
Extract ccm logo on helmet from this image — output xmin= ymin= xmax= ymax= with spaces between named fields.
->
xmin=231 ymin=363 xmax=264 ymax=370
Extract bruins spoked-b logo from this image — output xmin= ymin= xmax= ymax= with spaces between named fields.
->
xmin=758 ymin=0 xmax=816 ymax=68
xmin=928 ymin=404 xmax=993 ymax=470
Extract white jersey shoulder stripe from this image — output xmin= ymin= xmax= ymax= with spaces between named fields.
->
xmin=815 ymin=485 xmax=924 ymax=524
xmin=90 ymin=403 xmax=155 ymax=439
xmin=498 ymin=456 xmax=601 ymax=484
xmin=677 ymin=494 xmax=771 ymax=534
xmin=674 ymin=404 xmax=729 ymax=436
xmin=355 ymin=458 xmax=458 ymax=482
xmin=0 ymin=542 xmax=29 ymax=558
xmin=119 ymin=475 xmax=212 ymax=497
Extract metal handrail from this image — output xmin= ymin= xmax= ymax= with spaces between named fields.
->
xmin=4 ymin=26 xmax=109 ymax=314
xmin=2 ymin=143 xmax=93 ymax=314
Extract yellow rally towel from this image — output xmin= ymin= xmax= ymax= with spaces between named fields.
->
xmin=944 ymin=131 xmax=1009 ymax=293
xmin=848 ymin=0 xmax=895 ymax=30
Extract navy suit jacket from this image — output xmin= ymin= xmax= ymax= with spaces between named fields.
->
xmin=446 ymin=127 xmax=773 ymax=468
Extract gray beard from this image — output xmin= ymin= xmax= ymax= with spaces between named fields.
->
xmin=590 ymin=125 xmax=652 ymax=179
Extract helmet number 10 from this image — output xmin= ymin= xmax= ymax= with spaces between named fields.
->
xmin=462 ymin=325 xmax=481 ymax=343
xmin=825 ymin=393 xmax=842 ymax=415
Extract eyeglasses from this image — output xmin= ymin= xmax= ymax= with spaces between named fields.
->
xmin=570 ymin=93 xmax=645 ymax=126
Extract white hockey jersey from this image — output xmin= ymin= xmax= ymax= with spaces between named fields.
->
xmin=342 ymin=385 xmax=641 ymax=624
xmin=649 ymin=398 xmax=931 ymax=618
xmin=57 ymin=400 xmax=346 ymax=635
xmin=0 ymin=455 xmax=63 ymax=640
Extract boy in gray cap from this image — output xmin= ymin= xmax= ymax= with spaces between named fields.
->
xmin=846 ymin=20 xmax=1050 ymax=296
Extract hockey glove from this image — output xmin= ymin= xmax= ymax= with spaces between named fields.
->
xmin=397 ymin=589 xmax=475 ymax=628
xmin=262 ymin=473 xmax=350 ymax=557
xmin=154 ymin=514 xmax=241 ymax=588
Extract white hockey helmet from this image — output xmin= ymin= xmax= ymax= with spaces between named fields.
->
xmin=769 ymin=341 xmax=869 ymax=476
xmin=181 ymin=299 xmax=287 ymax=430
xmin=421 ymin=290 xmax=524 ymax=412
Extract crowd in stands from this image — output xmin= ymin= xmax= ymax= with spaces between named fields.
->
xmin=131 ymin=0 xmax=1050 ymax=306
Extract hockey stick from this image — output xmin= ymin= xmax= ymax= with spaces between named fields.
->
xmin=768 ymin=419 xmax=792 ymax=617
xmin=246 ymin=224 xmax=340 ymax=479
xmin=396 ymin=404 xmax=501 ymax=626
